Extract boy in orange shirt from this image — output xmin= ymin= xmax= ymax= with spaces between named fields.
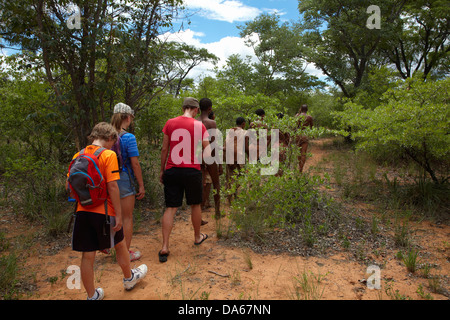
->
xmin=67 ymin=122 xmax=147 ymax=300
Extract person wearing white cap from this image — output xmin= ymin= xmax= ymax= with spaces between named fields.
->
xmin=111 ymin=103 xmax=145 ymax=262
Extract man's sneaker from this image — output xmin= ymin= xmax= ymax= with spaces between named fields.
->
xmin=123 ymin=264 xmax=148 ymax=291
xmin=129 ymin=250 xmax=142 ymax=262
xmin=87 ymin=288 xmax=104 ymax=300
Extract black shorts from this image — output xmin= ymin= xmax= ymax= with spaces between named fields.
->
xmin=163 ymin=167 xmax=202 ymax=207
xmin=72 ymin=211 xmax=124 ymax=252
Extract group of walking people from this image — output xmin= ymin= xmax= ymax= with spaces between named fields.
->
xmin=66 ymin=97 xmax=312 ymax=300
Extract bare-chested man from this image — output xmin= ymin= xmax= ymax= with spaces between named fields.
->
xmin=275 ymin=113 xmax=290 ymax=176
xmin=249 ymin=109 xmax=269 ymax=160
xmin=295 ymin=104 xmax=313 ymax=173
xmin=199 ymin=98 xmax=221 ymax=219
xmin=224 ymin=117 xmax=249 ymax=204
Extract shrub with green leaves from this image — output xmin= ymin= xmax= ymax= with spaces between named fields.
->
xmin=221 ymin=112 xmax=341 ymax=246
xmin=223 ymin=162 xmax=339 ymax=247
xmin=335 ymin=77 xmax=450 ymax=184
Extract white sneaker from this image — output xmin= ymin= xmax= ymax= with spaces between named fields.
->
xmin=87 ymin=288 xmax=104 ymax=300
xmin=123 ymin=264 xmax=147 ymax=291
xmin=129 ymin=250 xmax=142 ymax=262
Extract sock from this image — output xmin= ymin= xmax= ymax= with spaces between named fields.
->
xmin=88 ymin=289 xmax=99 ymax=300
xmin=124 ymin=271 xmax=134 ymax=282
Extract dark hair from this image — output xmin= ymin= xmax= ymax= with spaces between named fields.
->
xmin=276 ymin=113 xmax=284 ymax=119
xmin=236 ymin=117 xmax=246 ymax=126
xmin=200 ymin=98 xmax=213 ymax=111
xmin=255 ymin=108 xmax=265 ymax=116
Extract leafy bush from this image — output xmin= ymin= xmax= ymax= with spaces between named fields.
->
xmin=335 ymin=77 xmax=450 ymax=184
xmin=224 ymin=163 xmax=338 ymax=246
xmin=3 ymin=152 xmax=71 ymax=237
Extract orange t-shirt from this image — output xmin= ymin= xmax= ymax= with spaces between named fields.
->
xmin=68 ymin=145 xmax=120 ymax=216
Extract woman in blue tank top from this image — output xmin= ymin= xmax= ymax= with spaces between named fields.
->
xmin=111 ymin=103 xmax=145 ymax=262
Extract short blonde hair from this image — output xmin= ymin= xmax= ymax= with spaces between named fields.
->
xmin=88 ymin=122 xmax=118 ymax=143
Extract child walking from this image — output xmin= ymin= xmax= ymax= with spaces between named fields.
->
xmin=67 ymin=122 xmax=147 ymax=300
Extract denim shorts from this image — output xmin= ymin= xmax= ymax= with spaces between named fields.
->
xmin=116 ymin=170 xmax=136 ymax=198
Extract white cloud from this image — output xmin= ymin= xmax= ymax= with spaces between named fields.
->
xmin=160 ymin=29 xmax=258 ymax=80
xmin=160 ymin=29 xmax=205 ymax=47
xmin=183 ymin=0 xmax=262 ymax=23
xmin=304 ymin=63 xmax=327 ymax=80
xmin=159 ymin=29 xmax=328 ymax=82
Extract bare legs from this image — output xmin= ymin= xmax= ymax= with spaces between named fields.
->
xmin=121 ymin=195 xmax=135 ymax=250
xmin=206 ymin=163 xmax=221 ymax=219
xmin=80 ymin=240 xmax=131 ymax=298
xmin=160 ymin=204 xmax=203 ymax=256
xmin=298 ymin=141 xmax=309 ymax=173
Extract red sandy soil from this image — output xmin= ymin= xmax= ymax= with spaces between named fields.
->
xmin=2 ymin=138 xmax=449 ymax=300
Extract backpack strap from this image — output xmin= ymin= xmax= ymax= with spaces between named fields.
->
xmin=118 ymin=131 xmax=127 ymax=169
xmin=93 ymin=147 xmax=107 ymax=157
xmin=75 ymin=146 xmax=111 ymax=232
xmin=90 ymin=147 xmax=110 ymax=228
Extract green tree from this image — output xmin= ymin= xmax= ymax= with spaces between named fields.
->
xmin=215 ymin=54 xmax=255 ymax=95
xmin=160 ymin=42 xmax=218 ymax=98
xmin=335 ymin=77 xmax=449 ymax=184
xmin=0 ymin=0 xmax=192 ymax=147
xmin=298 ymin=0 xmax=407 ymax=97
xmin=238 ymin=13 xmax=322 ymax=99
xmin=0 ymin=54 xmax=72 ymax=162
xmin=379 ymin=0 xmax=450 ymax=80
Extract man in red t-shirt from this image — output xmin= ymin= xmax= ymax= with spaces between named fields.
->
xmin=158 ymin=97 xmax=211 ymax=262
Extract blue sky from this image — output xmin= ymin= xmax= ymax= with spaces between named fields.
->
xmin=179 ymin=0 xmax=301 ymax=43
xmin=164 ymin=0 xmax=325 ymax=80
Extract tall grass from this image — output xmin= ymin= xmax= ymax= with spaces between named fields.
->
xmin=2 ymin=154 xmax=72 ymax=237
xmin=0 ymin=251 xmax=19 ymax=299
xmin=291 ymin=270 xmax=328 ymax=300
xmin=326 ymin=146 xmax=448 ymax=219
xmin=402 ymin=248 xmax=420 ymax=273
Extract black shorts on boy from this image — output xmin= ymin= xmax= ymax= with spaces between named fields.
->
xmin=72 ymin=211 xmax=124 ymax=252
xmin=163 ymin=167 xmax=202 ymax=208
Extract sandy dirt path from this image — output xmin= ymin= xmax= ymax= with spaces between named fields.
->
xmin=16 ymin=139 xmax=449 ymax=300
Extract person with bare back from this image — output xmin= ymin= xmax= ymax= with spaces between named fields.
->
xmin=224 ymin=117 xmax=248 ymax=203
xmin=295 ymin=104 xmax=313 ymax=173
xmin=199 ymin=98 xmax=222 ymax=219
xmin=275 ymin=113 xmax=290 ymax=177
xmin=248 ymin=108 xmax=269 ymax=161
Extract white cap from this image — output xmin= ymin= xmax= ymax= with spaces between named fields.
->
xmin=113 ymin=103 xmax=134 ymax=116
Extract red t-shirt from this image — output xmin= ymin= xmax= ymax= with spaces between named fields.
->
xmin=162 ymin=116 xmax=209 ymax=171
